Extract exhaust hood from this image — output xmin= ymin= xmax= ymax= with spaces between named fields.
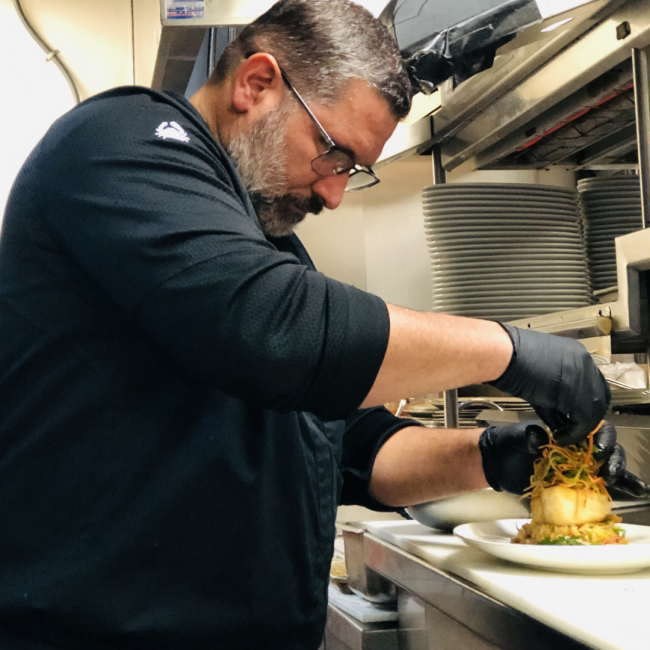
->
xmin=160 ymin=0 xmax=390 ymax=26
xmin=152 ymin=1 xmax=390 ymax=95
xmin=152 ymin=0 xmax=615 ymax=172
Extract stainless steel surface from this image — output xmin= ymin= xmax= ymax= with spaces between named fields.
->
xmin=479 ymin=65 xmax=636 ymax=169
xmin=508 ymin=305 xmax=613 ymax=338
xmin=323 ymin=603 xmax=398 ymax=650
xmin=159 ymin=0 xmax=390 ymax=26
xmin=430 ymin=0 xmax=620 ymax=147
xmin=152 ymin=26 xmax=206 ymax=93
xmin=341 ymin=525 xmax=398 ymax=604
xmin=432 ymin=0 xmax=650 ymax=172
xmin=425 ymin=606 xmax=499 ymax=650
xmin=459 ymin=399 xmax=504 ymax=412
xmin=398 ymin=591 xmax=427 ymax=650
xmin=633 ymin=45 xmax=650 ymax=228
xmin=402 ymin=395 xmax=531 ymax=429
xmin=363 ymin=534 xmax=593 ymax=650
xmin=606 ymin=377 xmax=650 ymax=391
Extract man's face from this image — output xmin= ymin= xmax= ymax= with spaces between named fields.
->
xmin=227 ymin=78 xmax=398 ymax=237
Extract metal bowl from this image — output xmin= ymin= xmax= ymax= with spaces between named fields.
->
xmin=405 ymin=489 xmax=529 ymax=532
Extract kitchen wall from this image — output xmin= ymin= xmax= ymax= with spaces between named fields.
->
xmin=0 ymin=0 xmax=161 ymax=215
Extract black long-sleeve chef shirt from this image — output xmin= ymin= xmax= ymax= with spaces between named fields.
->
xmin=0 ymin=87 xmax=416 ymax=650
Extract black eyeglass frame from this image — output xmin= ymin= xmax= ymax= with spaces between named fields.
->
xmin=278 ymin=68 xmax=380 ymax=192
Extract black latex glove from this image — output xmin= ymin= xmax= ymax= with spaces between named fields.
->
xmin=590 ymin=422 xmax=650 ymax=499
xmin=490 ymin=324 xmax=610 ymax=446
xmin=479 ymin=420 xmax=650 ymax=498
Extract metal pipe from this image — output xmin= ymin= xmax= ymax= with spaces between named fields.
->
xmin=444 ymin=390 xmax=460 ymax=429
xmin=207 ymin=28 xmax=216 ymax=78
xmin=432 ymin=145 xmax=446 ymax=185
xmin=633 ymin=47 xmax=650 ymax=229
xmin=432 ymin=144 xmax=458 ymax=428
xmin=12 ymin=0 xmax=80 ymax=104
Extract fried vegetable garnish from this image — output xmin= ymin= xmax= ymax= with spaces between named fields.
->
xmin=512 ymin=423 xmax=628 ymax=546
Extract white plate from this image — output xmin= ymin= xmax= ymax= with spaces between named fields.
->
xmin=579 ymin=183 xmax=641 ymax=189
xmin=426 ymin=236 xmax=585 ymax=245
xmin=424 ymin=220 xmax=580 ymax=230
xmin=583 ymin=216 xmax=642 ymax=222
xmin=433 ymin=302 xmax=590 ymax=310
xmin=586 ymin=226 xmax=642 ymax=232
xmin=434 ymin=294 xmax=591 ymax=303
xmin=588 ymin=243 xmax=618 ymax=250
xmin=423 ymin=200 xmax=578 ymax=209
xmin=588 ymin=230 xmax=639 ymax=238
xmin=581 ymin=199 xmax=641 ymax=206
xmin=426 ymin=232 xmax=583 ymax=242
xmin=580 ymin=195 xmax=641 ymax=202
xmin=453 ymin=519 xmax=650 ymax=574
xmin=433 ymin=282 xmax=589 ymax=290
xmin=423 ymin=208 xmax=577 ymax=217
xmin=424 ymin=183 xmax=577 ymax=193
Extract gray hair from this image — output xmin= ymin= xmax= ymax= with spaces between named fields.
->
xmin=211 ymin=0 xmax=413 ymax=121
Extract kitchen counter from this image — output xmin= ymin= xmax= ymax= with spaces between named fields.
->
xmin=363 ymin=520 xmax=650 ymax=650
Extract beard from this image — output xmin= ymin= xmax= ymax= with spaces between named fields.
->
xmin=226 ymin=103 xmax=325 ymax=237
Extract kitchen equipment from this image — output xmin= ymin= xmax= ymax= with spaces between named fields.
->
xmin=401 ymin=395 xmax=531 ymax=428
xmin=406 ymin=489 xmax=529 ymax=532
xmin=339 ymin=525 xmax=398 ymax=604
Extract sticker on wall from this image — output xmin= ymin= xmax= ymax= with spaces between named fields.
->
xmin=165 ymin=0 xmax=205 ymax=19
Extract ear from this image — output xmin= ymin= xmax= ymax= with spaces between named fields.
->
xmin=231 ymin=53 xmax=284 ymax=115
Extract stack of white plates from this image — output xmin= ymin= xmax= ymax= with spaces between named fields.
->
xmin=424 ymin=183 xmax=592 ymax=321
xmin=577 ymin=176 xmax=643 ymax=293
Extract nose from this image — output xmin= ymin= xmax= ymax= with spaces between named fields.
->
xmin=312 ymin=173 xmax=349 ymax=210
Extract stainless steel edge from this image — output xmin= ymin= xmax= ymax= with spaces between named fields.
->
xmin=363 ymin=534 xmax=592 ymax=650
xmin=437 ymin=0 xmax=650 ymax=171
xmin=431 ymin=0 xmax=623 ymax=145
xmin=324 ymin=604 xmax=398 ymax=650
xmin=633 ymin=45 xmax=650 ymax=228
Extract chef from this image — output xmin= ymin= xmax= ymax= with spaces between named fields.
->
xmin=0 ymin=0 xmax=646 ymax=649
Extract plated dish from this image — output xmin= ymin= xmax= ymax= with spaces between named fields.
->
xmin=454 ymin=425 xmax=650 ymax=574
xmin=514 ymin=424 xmax=626 ymax=546
xmin=453 ymin=519 xmax=650 ymax=574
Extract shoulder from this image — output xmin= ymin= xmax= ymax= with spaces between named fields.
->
xmin=35 ymin=86 xmax=250 ymax=207
xmin=40 ymin=87 xmax=231 ymax=175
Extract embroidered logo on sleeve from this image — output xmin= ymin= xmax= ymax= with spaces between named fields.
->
xmin=155 ymin=121 xmax=190 ymax=142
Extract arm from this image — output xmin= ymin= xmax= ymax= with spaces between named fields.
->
xmin=362 ymin=304 xmax=513 ymax=408
xmin=369 ymin=426 xmax=488 ymax=507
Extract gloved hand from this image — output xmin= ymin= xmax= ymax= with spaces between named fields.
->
xmin=479 ymin=420 xmax=650 ymax=497
xmin=589 ymin=422 xmax=650 ymax=499
xmin=490 ymin=324 xmax=610 ymax=446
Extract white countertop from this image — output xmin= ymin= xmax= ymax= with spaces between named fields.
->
xmin=365 ymin=520 xmax=650 ymax=650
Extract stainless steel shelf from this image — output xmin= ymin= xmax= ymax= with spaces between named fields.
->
xmin=431 ymin=0 xmax=650 ymax=173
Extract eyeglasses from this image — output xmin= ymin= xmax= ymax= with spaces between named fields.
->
xmin=279 ymin=68 xmax=380 ymax=192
